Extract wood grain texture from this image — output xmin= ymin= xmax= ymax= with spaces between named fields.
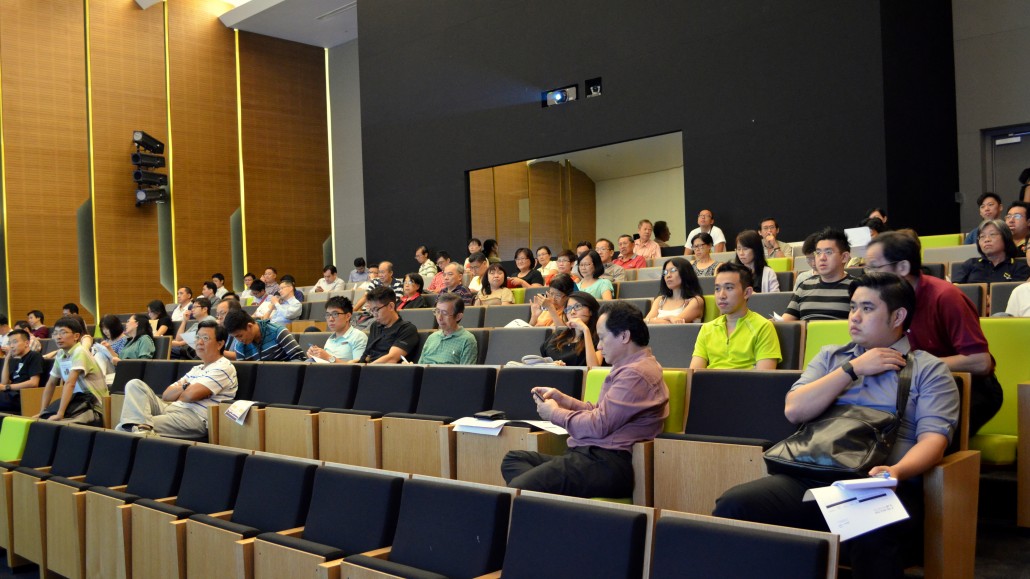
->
xmin=469 ymin=168 xmax=495 ymax=243
xmin=528 ymin=161 xmax=562 ymax=253
xmin=567 ymin=164 xmax=595 ymax=251
xmin=238 ymin=33 xmax=330 ymax=281
xmin=167 ymin=0 xmax=240 ymax=292
xmin=89 ymin=0 xmax=170 ymax=316
xmin=0 ymin=0 xmax=89 ymax=322
xmin=492 ymin=162 xmax=529 ymax=253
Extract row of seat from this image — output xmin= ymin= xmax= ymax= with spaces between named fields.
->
xmin=0 ymin=416 xmax=841 ymax=579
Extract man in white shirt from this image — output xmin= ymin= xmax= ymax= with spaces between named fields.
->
xmin=415 ymin=245 xmax=438 ymax=284
xmin=170 ymin=286 xmax=193 ymax=322
xmin=314 ymin=265 xmax=346 ymax=293
xmin=685 ymin=209 xmax=727 ymax=254
xmin=211 ymin=273 xmax=229 ymax=299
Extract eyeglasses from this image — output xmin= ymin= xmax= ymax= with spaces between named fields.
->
xmin=402 ymin=280 xmax=413 ymax=285
xmin=369 ymin=303 xmax=391 ymax=316
xmin=978 ymin=232 xmax=1001 ymax=241
xmin=195 ymin=334 xmax=214 ymax=343
xmin=325 ymin=311 xmax=344 ymax=319
xmin=1006 ymin=213 xmax=1026 ymax=220
xmin=691 ymin=244 xmax=707 ymax=250
xmin=547 ymin=290 xmax=566 ymax=300
xmin=52 ymin=330 xmax=73 ymax=338
xmin=564 ymin=303 xmax=585 ymax=315
xmin=814 ymin=249 xmax=838 ymax=257
xmin=863 ymin=261 xmax=898 ymax=273
xmin=432 ymin=309 xmax=454 ymax=317
xmin=557 ymin=258 xmax=571 ymax=263
xmin=663 ymin=267 xmax=678 ymax=275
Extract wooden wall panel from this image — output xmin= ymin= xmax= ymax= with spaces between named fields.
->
xmin=528 ymin=161 xmax=562 ymax=253
xmin=168 ymin=0 xmax=240 ymax=292
xmin=492 ymin=162 xmax=529 ymax=257
xmin=1 ymin=0 xmax=90 ymax=323
xmin=469 ymin=168 xmax=495 ymax=245
xmin=90 ymin=0 xmax=169 ymax=316
xmin=568 ymin=164 xmax=596 ymax=250
xmin=238 ymin=33 xmax=330 ymax=282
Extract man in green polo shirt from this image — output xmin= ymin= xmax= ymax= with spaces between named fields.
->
xmin=691 ymin=262 xmax=781 ymax=370
xmin=418 ymin=293 xmax=478 ymax=365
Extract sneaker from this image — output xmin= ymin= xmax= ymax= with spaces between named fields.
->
xmin=130 ymin=425 xmax=156 ymax=437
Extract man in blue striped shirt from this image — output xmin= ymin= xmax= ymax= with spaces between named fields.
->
xmin=222 ymin=309 xmax=306 ymax=362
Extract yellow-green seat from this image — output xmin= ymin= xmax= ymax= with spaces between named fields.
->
xmin=0 ymin=415 xmax=33 ymax=462
xmin=918 ymin=234 xmax=963 ymax=251
xmin=702 ymin=295 xmax=718 ymax=322
xmin=970 ymin=318 xmax=1030 ymax=465
xmin=802 ymin=320 xmax=849 ymax=366
xmin=584 ymin=369 xmax=688 ymax=435
xmin=512 ymin=288 xmax=526 ymax=304
xmin=766 ymin=257 xmax=791 ymax=272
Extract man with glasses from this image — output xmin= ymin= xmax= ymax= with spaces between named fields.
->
xmin=685 ymin=210 xmax=727 ymax=255
xmin=307 ymin=296 xmax=367 ymax=363
xmin=759 ymin=217 xmax=794 ymax=259
xmin=792 ymin=233 xmax=821 ymax=290
xmin=1005 ymin=201 xmax=1029 ymax=255
xmin=439 ymin=262 xmax=475 ymax=305
xmin=117 ymin=320 xmax=237 ymax=437
xmin=466 ymin=252 xmax=489 ymax=293
xmin=595 ymin=238 xmax=626 ymax=283
xmin=215 ymin=298 xmax=242 ymax=360
xmin=427 ymin=251 xmax=452 ymax=293
xmin=415 ymin=245 xmax=438 ymax=284
xmin=417 ymin=293 xmax=477 ymax=365
xmin=781 ymin=228 xmax=855 ymax=321
xmin=357 ymin=287 xmax=419 ymax=364
xmin=171 ymin=297 xmax=215 ymax=360
xmin=613 ymin=234 xmax=646 ymax=269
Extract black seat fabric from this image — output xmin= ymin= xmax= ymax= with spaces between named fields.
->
xmin=82 ymin=431 xmax=139 ymax=487
xmin=347 ymin=365 xmax=423 ymax=414
xmin=412 ymin=366 xmax=496 ymax=419
xmin=401 ymin=309 xmax=437 ymax=331
xmin=468 ymin=328 xmax=489 ymax=364
xmin=257 ymin=467 xmax=404 ymax=558
xmin=251 ymin=363 xmax=305 ymax=404
xmin=482 ymin=304 xmax=531 ymax=328
xmin=294 ymin=364 xmax=360 ymax=409
xmin=231 ymin=361 xmax=261 ymax=401
xmin=142 ymin=360 xmax=179 ymax=395
xmin=493 ymin=367 xmax=583 ymax=420
xmin=747 ymin=291 xmax=794 ymax=319
xmin=135 ymin=445 xmax=248 ymax=518
xmin=650 ymin=516 xmax=830 ymax=579
xmin=482 ymin=328 xmax=551 ymax=365
xmin=679 ymin=370 xmax=799 ymax=443
xmin=175 ymin=361 xmax=194 ymax=380
xmin=153 ymin=336 xmax=171 ymax=360
xmin=123 ymin=437 xmax=189 ymax=500
xmin=500 ymin=495 xmax=648 ymax=579
xmin=773 ymin=321 xmax=804 ymax=370
xmin=12 ymin=421 xmax=62 ymax=469
xmin=617 ymin=279 xmax=660 ymax=299
xmin=17 ymin=425 xmax=96 ymax=480
xmin=344 ymin=478 xmax=510 ymax=579
xmin=296 ymin=332 xmax=330 ymax=352
xmin=110 ymin=360 xmax=147 ymax=394
xmin=647 ymin=324 xmax=702 ymax=368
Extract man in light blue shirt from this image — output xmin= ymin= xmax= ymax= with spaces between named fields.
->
xmin=307 ymin=296 xmax=368 ymax=363
xmin=269 ymin=280 xmax=303 ymax=326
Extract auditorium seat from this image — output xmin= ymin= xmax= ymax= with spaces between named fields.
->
xmin=217 ymin=362 xmax=306 ymax=452
xmin=746 ymin=291 xmax=793 ymax=319
xmin=400 ymin=308 xmax=437 ymax=330
xmin=295 ymin=331 xmax=330 ymax=352
xmin=620 ymin=297 xmax=651 ymax=315
xmin=469 ymin=328 xmax=490 ymax=364
xmin=499 ymin=491 xmax=652 ymax=579
xmin=802 ymin=320 xmax=848 ymax=365
xmin=45 ymin=430 xmax=139 ymax=579
xmin=209 ymin=361 xmax=260 ymax=444
xmin=381 ymin=366 xmax=497 ymax=477
xmin=766 ymin=257 xmax=792 ymax=272
xmin=647 ymin=323 xmax=702 ymax=368
xmin=337 ymin=477 xmax=512 ymax=579
xmin=955 ymin=282 xmax=987 ymax=316
xmin=0 ymin=420 xmax=60 ymax=567
xmin=989 ymin=280 xmax=1022 ymax=315
xmin=0 ymin=416 xmax=31 ymax=463
xmin=109 ymin=359 xmax=147 ymax=394
xmin=482 ymin=327 xmax=551 ymax=365
xmin=253 ymin=466 xmax=405 ymax=578
xmin=153 ymin=335 xmax=172 ymax=360
xmin=305 ymin=300 xmax=327 ymax=320
xmin=85 ymin=437 xmax=191 ymax=579
xmin=617 ymin=279 xmax=660 ymax=299
xmin=186 ymin=454 xmax=317 ymax=578
xmin=130 ymin=445 xmax=250 ymax=579
xmin=482 ymin=304 xmax=532 ymax=327
xmin=264 ymin=364 xmax=361 ymax=459
xmin=318 ymin=365 xmax=423 ymax=468
xmin=773 ymin=321 xmax=806 ymax=370
xmin=456 ymin=366 xmax=582 ymax=486
xmin=462 ymin=305 xmax=485 ymax=328
xmin=698 ymin=276 xmax=715 ymax=294
xmin=141 ymin=359 xmax=180 ymax=396
xmin=775 ymin=270 xmax=794 ymax=290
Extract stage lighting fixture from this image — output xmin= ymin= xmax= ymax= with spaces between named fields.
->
xmin=132 ymin=130 xmax=165 ymax=154
xmin=133 ymin=169 xmax=169 ymax=186
xmin=542 ymin=85 xmax=577 ymax=107
xmin=135 ymin=185 xmax=169 ymax=207
xmin=131 ymin=151 xmax=166 ymax=169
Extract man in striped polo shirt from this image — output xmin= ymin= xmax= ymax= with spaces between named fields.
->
xmin=781 ymin=228 xmax=856 ymax=321
xmin=222 ymin=309 xmax=306 ymax=362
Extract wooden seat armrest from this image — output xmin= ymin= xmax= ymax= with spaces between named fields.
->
xmin=68 ymin=475 xmax=87 ymax=482
xmin=108 ymin=484 xmax=127 ymax=492
xmin=276 ymin=526 xmax=305 ymax=538
xmin=360 ymin=546 xmax=391 ymax=560
xmin=474 ymin=572 xmax=503 ymax=579
xmin=208 ymin=509 xmax=233 ymax=520
xmin=34 ymin=466 xmax=52 ymax=473
xmin=155 ymin=496 xmax=177 ymax=505
xmin=3 ymin=459 xmax=20 ymax=467
xmin=632 ymin=440 xmax=654 ymax=506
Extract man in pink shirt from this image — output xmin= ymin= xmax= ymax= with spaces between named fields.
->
xmin=614 ymin=234 xmax=647 ymax=269
xmin=633 ymin=219 xmax=661 ymax=261
xmin=501 ymin=301 xmax=669 ymax=497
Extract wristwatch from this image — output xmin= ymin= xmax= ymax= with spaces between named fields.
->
xmin=4 ymin=384 xmax=10 ymax=392
xmin=328 ymin=356 xmax=337 ymax=364
xmin=841 ymin=361 xmax=859 ymax=381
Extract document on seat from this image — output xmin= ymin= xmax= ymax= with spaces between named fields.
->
xmin=224 ymin=400 xmax=257 ymax=425
xmin=451 ymin=418 xmax=568 ymax=436
xmin=521 ymin=420 xmax=568 ymax=435
xmin=803 ymin=477 xmax=908 ymax=541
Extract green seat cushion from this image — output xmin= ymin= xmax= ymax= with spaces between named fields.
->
xmin=969 ymin=434 xmax=1017 ymax=465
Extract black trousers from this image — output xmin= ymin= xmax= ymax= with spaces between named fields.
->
xmin=501 ymin=446 xmax=634 ymax=498
xmin=0 ymin=391 xmax=19 ymax=412
xmin=969 ymin=372 xmax=1003 ymax=436
xmin=713 ymin=474 xmax=923 ymax=579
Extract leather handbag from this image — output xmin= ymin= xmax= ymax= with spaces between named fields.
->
xmin=763 ymin=351 xmax=913 ymax=482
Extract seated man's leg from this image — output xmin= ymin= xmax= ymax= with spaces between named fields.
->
xmin=502 ymin=450 xmax=553 ymax=486
xmin=713 ymin=474 xmax=826 ymax=531
xmin=0 ymin=391 xmax=20 ymax=413
xmin=504 ymin=446 xmax=633 ymax=498
xmin=115 ymin=379 xmax=165 ymax=431
xmin=152 ymin=408 xmax=207 ymax=438
xmin=969 ymin=373 xmax=1003 ymax=435
xmin=846 ymin=482 xmax=923 ymax=579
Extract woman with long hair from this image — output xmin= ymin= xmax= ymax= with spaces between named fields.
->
xmin=106 ymin=313 xmax=155 ymax=365
xmin=539 ymin=291 xmax=602 ymax=367
xmin=733 ymin=230 xmax=779 ymax=293
xmin=645 ymin=257 xmax=706 ymax=324
xmin=476 ymin=264 xmax=516 ymax=306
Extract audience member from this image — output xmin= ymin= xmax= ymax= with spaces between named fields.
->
xmin=538 ymin=291 xmax=602 ymax=367
xmin=147 ymin=299 xmax=175 ymax=337
xmin=200 ymin=281 xmax=220 ymax=309
xmin=211 ymin=273 xmax=228 ymax=299
xmin=356 ymin=264 xmax=380 ymax=294
xmin=62 ymin=303 xmax=79 ymax=316
xmin=0 ymin=329 xmax=43 ymax=412
xmin=546 ymin=250 xmax=580 ymax=285
xmin=793 ymin=232 xmax=821 ymax=290
xmin=1005 ymin=252 xmax=1030 ymax=316
xmin=117 ymin=320 xmax=237 ymax=437
xmin=691 ymin=263 xmax=781 ymax=369
xmin=689 ymin=232 xmax=719 ymax=277
xmin=685 ymin=209 xmax=727 ymax=254
xmin=502 ymin=301 xmax=669 ymax=497
xmin=357 ymin=286 xmax=419 ymax=364
xmin=38 ymin=316 xmax=107 ymax=424
xmin=653 ymin=220 xmax=672 ymax=248
xmin=307 ymin=296 xmax=367 ymax=363
xmin=781 ymin=228 xmax=854 ymax=321
xmin=170 ymin=286 xmax=193 ymax=322
xmin=475 ymin=264 xmax=515 ymax=306
xmin=466 ymin=252 xmax=489 ymax=293
xmin=215 ymin=298 xmax=242 ymax=361
xmin=952 ymin=219 xmax=1030 ymax=283
xmin=223 ymin=309 xmax=305 ymax=362
xmin=531 ymin=274 xmax=576 ymax=327
xmin=415 ymin=245 xmax=438 ymax=283
xmin=964 ymin=192 xmax=1004 ymax=245
xmin=314 ymin=265 xmax=346 ymax=293
xmin=733 ymin=230 xmax=780 ymax=293
xmin=428 ymin=252 xmax=451 ymax=293
xmin=418 ymin=293 xmax=478 ymax=365
xmin=348 ymin=257 xmax=369 ymax=283
xmin=239 ymin=272 xmax=257 ymax=301
xmin=645 ymin=257 xmax=705 ymax=324
xmin=634 ymin=219 xmax=662 ymax=260
xmin=97 ymin=315 xmax=127 ymax=355
xmin=281 ymin=275 xmax=305 ymax=302
xmin=439 ymin=263 xmax=475 ymax=305
xmin=26 ymin=310 xmax=49 ymax=339
xmin=509 ymin=247 xmax=544 ymax=288
xmin=535 ymin=246 xmax=559 ymax=278
xmin=1005 ymin=201 xmax=1029 ymax=255
xmin=483 ymin=238 xmax=501 ymax=264
xmin=354 ymin=261 xmax=402 ymax=311
xmin=867 ymin=206 xmax=888 ymax=224
xmin=13 ymin=321 xmax=41 ymax=353
xmin=250 ymin=280 xmax=273 ymax=318
xmin=847 ymin=217 xmax=888 ymax=268
xmin=105 ymin=313 xmax=156 ymax=365
xmin=595 ymin=238 xmax=626 ymax=282
xmin=714 ymin=273 xmax=957 ymax=579
xmin=397 ymin=273 xmax=429 ymax=310
xmin=261 ymin=267 xmax=281 ymax=298
xmin=0 ymin=315 xmax=10 ymax=354
xmin=171 ymin=297 xmax=215 ymax=359
xmin=865 ymin=231 xmax=1001 ymax=434
xmin=614 ymin=234 xmax=647 ymax=269
xmin=576 ymin=250 xmax=615 ymax=300
xmin=759 ymin=217 xmax=794 ymax=259
xmin=267 ymin=280 xmax=303 ymax=325
xmin=464 ymin=238 xmax=482 ymax=270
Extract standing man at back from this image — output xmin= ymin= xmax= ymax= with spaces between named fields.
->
xmin=781 ymin=228 xmax=855 ymax=321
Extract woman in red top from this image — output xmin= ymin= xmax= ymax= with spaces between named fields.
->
xmin=397 ymin=273 xmax=429 ymax=310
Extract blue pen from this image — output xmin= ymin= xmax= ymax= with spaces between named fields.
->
xmin=879 ymin=471 xmax=891 ymax=479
